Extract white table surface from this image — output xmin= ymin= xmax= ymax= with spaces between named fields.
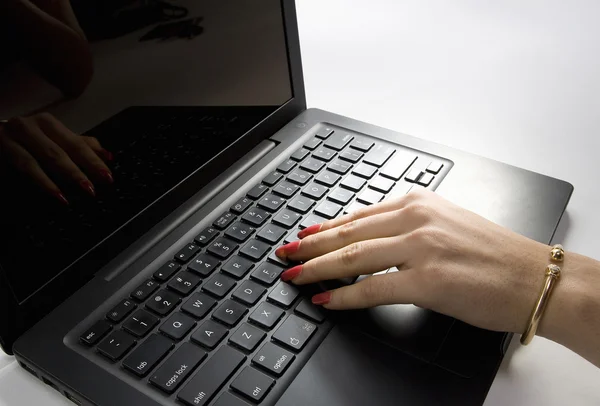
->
xmin=2 ymin=0 xmax=600 ymax=404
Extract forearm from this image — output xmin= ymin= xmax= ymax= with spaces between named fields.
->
xmin=538 ymin=252 xmax=600 ymax=367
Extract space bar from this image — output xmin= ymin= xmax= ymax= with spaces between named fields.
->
xmin=177 ymin=345 xmax=246 ymax=406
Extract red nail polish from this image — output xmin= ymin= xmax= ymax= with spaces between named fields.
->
xmin=281 ymin=265 xmax=303 ymax=282
xmin=52 ymin=191 xmax=69 ymax=206
xmin=100 ymin=149 xmax=114 ymax=161
xmin=276 ymin=240 xmax=301 ymax=258
xmin=98 ymin=169 xmax=114 ymax=184
xmin=298 ymin=224 xmax=322 ymax=239
xmin=80 ymin=180 xmax=95 ymax=197
xmin=312 ymin=291 xmax=332 ymax=305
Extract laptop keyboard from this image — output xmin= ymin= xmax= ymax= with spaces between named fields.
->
xmin=79 ymin=126 xmax=448 ymax=405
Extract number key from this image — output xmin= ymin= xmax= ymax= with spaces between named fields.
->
xmin=207 ymin=237 xmax=238 ymax=259
xmin=168 ymin=271 xmax=201 ymax=296
xmin=146 ymin=290 xmax=181 ymax=316
xmin=258 ymin=194 xmax=286 ymax=212
xmin=242 ymin=207 xmax=270 ymax=227
xmin=187 ymin=253 xmax=220 ymax=277
xmin=225 ymin=222 xmax=255 ymax=243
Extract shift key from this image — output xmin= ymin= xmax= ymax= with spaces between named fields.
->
xmin=178 ymin=345 xmax=246 ymax=406
xmin=149 ymin=343 xmax=207 ymax=394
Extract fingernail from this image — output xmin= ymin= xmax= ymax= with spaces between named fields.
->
xmin=281 ymin=265 xmax=303 ymax=282
xmin=275 ymin=240 xmax=301 ymax=259
xmin=52 ymin=191 xmax=69 ymax=206
xmin=98 ymin=169 xmax=114 ymax=184
xmin=80 ymin=180 xmax=95 ymax=197
xmin=298 ymin=224 xmax=322 ymax=239
xmin=312 ymin=291 xmax=332 ymax=305
xmin=100 ymin=149 xmax=113 ymax=161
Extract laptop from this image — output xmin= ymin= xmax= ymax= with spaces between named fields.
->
xmin=0 ymin=1 xmax=573 ymax=405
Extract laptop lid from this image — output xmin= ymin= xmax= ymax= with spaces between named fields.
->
xmin=0 ymin=0 xmax=305 ymax=353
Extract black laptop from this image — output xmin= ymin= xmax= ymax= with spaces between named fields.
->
xmin=0 ymin=1 xmax=572 ymax=405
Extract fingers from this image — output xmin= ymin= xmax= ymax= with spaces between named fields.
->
xmin=312 ymin=271 xmax=418 ymax=310
xmin=282 ymin=236 xmax=407 ymax=285
xmin=36 ymin=114 xmax=113 ymax=184
xmin=82 ymin=135 xmax=113 ymax=162
xmin=0 ymin=134 xmax=69 ymax=205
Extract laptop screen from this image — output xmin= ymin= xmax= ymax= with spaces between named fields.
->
xmin=0 ymin=0 xmax=293 ymax=304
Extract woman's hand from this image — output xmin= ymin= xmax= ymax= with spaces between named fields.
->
xmin=0 ymin=112 xmax=113 ymax=205
xmin=275 ymin=190 xmax=556 ymax=335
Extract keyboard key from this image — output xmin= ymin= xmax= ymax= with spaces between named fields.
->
xmin=194 ymin=227 xmax=219 ymax=247
xmin=405 ymin=168 xmax=423 ymax=183
xmin=213 ymin=212 xmax=236 ymax=230
xmin=277 ymin=158 xmax=297 ymax=174
xmin=303 ymin=137 xmax=322 ymax=150
xmin=231 ymin=367 xmax=274 ymax=402
xmin=328 ymin=159 xmax=352 ymax=175
xmin=340 ymin=149 xmax=363 ymax=163
xmin=242 ymin=207 xmax=270 ymax=227
xmin=160 ymin=312 xmax=196 ymax=340
xmin=273 ymin=208 xmax=302 ymax=228
xmin=314 ymin=201 xmax=343 ymax=219
xmin=287 ymin=168 xmax=312 ymax=186
xmin=188 ymin=254 xmax=220 ymax=277
xmin=253 ymin=342 xmax=295 ymax=376
xmin=357 ymin=189 xmax=384 ymax=205
xmin=350 ymin=137 xmax=375 ymax=152
xmin=247 ymin=183 xmax=268 ymax=200
xmin=369 ymin=176 xmax=395 ymax=193
xmin=273 ymin=180 xmax=300 ymax=198
xmin=97 ymin=330 xmax=136 ymax=361
xmin=231 ymin=197 xmax=253 ymax=214
xmin=300 ymin=157 xmax=325 ymax=173
xmin=268 ymin=281 xmax=300 ymax=309
xmin=123 ymin=334 xmax=173 ymax=377
xmin=267 ymin=251 xmax=289 ymax=267
xmin=387 ymin=181 xmax=413 ymax=199
xmin=364 ymin=144 xmax=396 ymax=167
xmin=257 ymin=223 xmax=287 ymax=244
xmin=130 ymin=279 xmax=159 ymax=302
xmin=288 ymin=195 xmax=315 ymax=214
xmin=290 ymin=147 xmax=310 ymax=161
xmin=272 ymin=315 xmax=317 ymax=351
xmin=284 ymin=229 xmax=300 ymax=244
xmin=328 ymin=187 xmax=354 ymax=205
xmin=251 ymin=263 xmax=285 ymax=286
xmin=123 ymin=309 xmax=159 ymax=337
xmin=225 ymin=222 xmax=255 ymax=243
xmin=177 ymin=346 xmax=245 ymax=406
xmin=213 ymin=299 xmax=248 ymax=327
xmin=150 ymin=342 xmax=207 ymax=394
xmin=214 ymin=393 xmax=252 ymax=406
xmin=182 ymin=292 xmax=217 ymax=319
xmin=324 ymin=132 xmax=354 ymax=151
xmin=258 ymin=194 xmax=286 ymax=212
xmin=353 ymin=162 xmax=378 ymax=179
xmin=300 ymin=213 xmax=327 ymax=229
xmin=229 ymin=324 xmax=266 ymax=352
xmin=191 ymin=319 xmax=229 ymax=349
xmin=168 ymin=271 xmax=201 ymax=296
xmin=175 ymin=243 xmax=201 ymax=263
xmin=222 ymin=255 xmax=254 ymax=279
xmin=315 ymin=170 xmax=341 ymax=187
xmin=313 ymin=146 xmax=337 ymax=162
xmin=380 ymin=152 xmax=417 ymax=180
xmin=207 ymin=237 xmax=238 ymax=259
xmin=418 ymin=172 xmax=435 ymax=186
xmin=344 ymin=200 xmax=366 ymax=215
xmin=340 ymin=174 xmax=367 ymax=192
xmin=262 ymin=171 xmax=283 ymax=187
xmin=240 ymin=239 xmax=271 ymax=261
xmin=146 ymin=290 xmax=181 ymax=316
xmin=295 ymin=298 xmax=326 ymax=323
xmin=202 ymin=273 xmax=236 ymax=298
xmin=249 ymin=302 xmax=285 ymax=329
xmin=107 ymin=299 xmax=136 ymax=323
xmin=232 ymin=280 xmax=267 ymax=306
xmin=80 ymin=320 xmax=111 ymax=346
xmin=153 ymin=261 xmax=180 ymax=282
xmin=315 ymin=127 xmax=334 ymax=139
xmin=302 ymin=182 xmax=328 ymax=200
xmin=427 ymin=161 xmax=444 ymax=174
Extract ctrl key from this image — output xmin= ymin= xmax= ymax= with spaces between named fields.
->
xmin=149 ymin=342 xmax=206 ymax=394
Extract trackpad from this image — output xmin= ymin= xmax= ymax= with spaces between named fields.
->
xmin=334 ymin=304 xmax=455 ymax=363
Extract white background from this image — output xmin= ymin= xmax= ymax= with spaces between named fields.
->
xmin=2 ymin=0 xmax=600 ymax=404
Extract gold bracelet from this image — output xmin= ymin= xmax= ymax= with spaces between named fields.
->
xmin=520 ymin=244 xmax=564 ymax=345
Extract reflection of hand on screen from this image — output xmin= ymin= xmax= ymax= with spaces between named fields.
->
xmin=0 ymin=113 xmax=113 ymax=205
